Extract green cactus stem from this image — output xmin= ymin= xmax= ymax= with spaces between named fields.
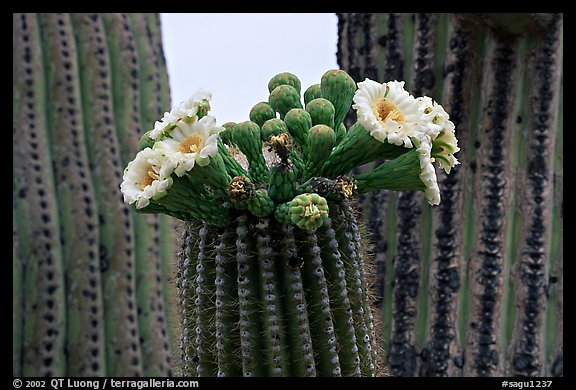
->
xmin=185 ymin=152 xmax=232 ymax=199
xmin=268 ymin=134 xmax=298 ymax=204
xmin=354 ymin=148 xmax=426 ymax=193
xmin=218 ymin=138 xmax=247 ymax=178
xmin=277 ymin=224 xmax=317 ymax=376
xmin=335 ymin=122 xmax=347 ymax=144
xmin=303 ymin=124 xmax=337 ymax=182
xmin=320 ymin=69 xmax=357 ymax=130
xmin=174 ymin=193 xmax=381 ymax=376
xmin=154 ymin=175 xmax=230 ymax=227
xmin=232 ymin=121 xmax=269 ymax=184
xmin=220 ymin=122 xmax=236 ymax=146
xmin=193 ymin=223 xmax=219 ymax=376
xmin=14 ymin=13 xmax=67 ymax=377
xmin=73 ymin=13 xmax=143 ymax=376
xmin=336 ymin=12 xmax=563 ymax=377
xmin=235 ymin=213 xmax=268 ymax=376
xmin=284 ymin=108 xmax=312 ymax=155
xmin=213 ymin=229 xmax=242 ymax=376
xmin=321 ymin=122 xmax=409 ymax=179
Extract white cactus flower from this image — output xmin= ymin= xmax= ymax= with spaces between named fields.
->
xmin=153 ymin=115 xmax=223 ymax=176
xmin=352 ymin=79 xmax=425 ymax=148
xmin=120 ymin=147 xmax=175 ymax=209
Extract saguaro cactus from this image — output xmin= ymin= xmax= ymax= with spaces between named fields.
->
xmin=120 ymin=68 xmax=460 ymax=376
xmin=13 ymin=13 xmax=174 ymax=377
xmin=337 ymin=13 xmax=563 ymax=377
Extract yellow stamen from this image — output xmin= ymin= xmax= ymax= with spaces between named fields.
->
xmin=304 ymin=204 xmax=320 ymax=217
xmin=373 ymin=98 xmax=405 ymax=124
xmin=140 ymin=165 xmax=161 ymax=190
xmin=177 ymin=133 xmax=204 ymax=153
xmin=270 ymin=132 xmax=290 ymax=148
xmin=335 ymin=176 xmax=357 ymax=198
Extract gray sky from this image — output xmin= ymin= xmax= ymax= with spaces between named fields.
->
xmin=160 ymin=13 xmax=339 ymax=124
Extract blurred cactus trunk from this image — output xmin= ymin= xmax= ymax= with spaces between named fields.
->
xmin=13 ymin=13 xmax=177 ymax=377
xmin=336 ymin=13 xmax=562 ymax=376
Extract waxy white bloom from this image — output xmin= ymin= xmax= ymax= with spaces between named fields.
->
xmin=417 ymin=96 xmax=460 ymax=174
xmin=149 ymin=110 xmax=180 ymax=140
xmin=149 ymin=89 xmax=213 ymax=140
xmin=417 ymin=96 xmax=455 ymax=139
xmin=414 ymin=136 xmax=441 ymax=206
xmin=432 ymin=129 xmax=460 ymax=174
xmin=352 ymin=79 xmax=424 ymax=148
xmin=120 ymin=147 xmax=176 ymax=209
xmin=153 ymin=115 xmax=223 ymax=177
xmin=170 ymin=89 xmax=212 ymax=120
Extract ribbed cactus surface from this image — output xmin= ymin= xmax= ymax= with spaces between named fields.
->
xmin=337 ymin=13 xmax=563 ymax=377
xmin=177 ymin=204 xmax=379 ymax=377
xmin=13 ymin=13 xmax=175 ymax=377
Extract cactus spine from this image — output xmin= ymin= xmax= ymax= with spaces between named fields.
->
xmin=13 ymin=13 xmax=174 ymax=377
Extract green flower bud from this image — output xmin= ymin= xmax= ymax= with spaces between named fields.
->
xmin=220 ymin=122 xmax=237 ymax=146
xmin=273 ymin=201 xmax=292 ymax=225
xmin=261 ymin=118 xmax=288 ymax=142
xmin=320 ymin=69 xmax=356 ymax=129
xmin=268 ymin=158 xmax=297 ymax=204
xmin=269 ymin=84 xmax=303 ymax=118
xmin=283 ymin=108 xmax=312 ymax=152
xmin=232 ymin=121 xmax=269 ymax=184
xmin=303 ymin=124 xmax=336 ymax=182
xmin=249 ymin=102 xmax=277 ymax=127
xmin=268 ymin=71 xmax=301 ymax=94
xmin=306 ymin=98 xmax=335 ymax=128
xmin=335 ymin=122 xmax=346 ymax=144
xmin=304 ymin=83 xmax=322 ymax=106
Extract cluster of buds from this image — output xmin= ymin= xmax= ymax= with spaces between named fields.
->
xmin=121 ymin=69 xmax=459 ymax=230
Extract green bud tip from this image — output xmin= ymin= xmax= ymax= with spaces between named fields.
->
xmin=139 ymin=131 xmax=156 ymax=150
xmin=220 ymin=122 xmax=237 ymax=145
xmin=304 ymin=83 xmax=323 ymax=106
xmin=269 ymin=84 xmax=303 ymax=116
xmin=309 ymin=124 xmax=335 ymax=138
xmin=261 ymin=118 xmax=288 ymax=142
xmin=268 ymin=72 xmax=302 ymax=94
xmin=249 ymin=102 xmax=277 ymax=127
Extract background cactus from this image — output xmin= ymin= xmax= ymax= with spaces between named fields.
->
xmin=13 ymin=13 xmax=176 ymax=376
xmin=336 ymin=13 xmax=563 ymax=377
